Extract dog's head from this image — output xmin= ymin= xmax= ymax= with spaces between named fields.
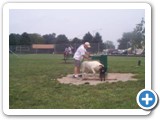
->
xmin=99 ymin=65 xmax=106 ymax=73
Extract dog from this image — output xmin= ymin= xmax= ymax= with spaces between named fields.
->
xmin=99 ymin=65 xmax=107 ymax=81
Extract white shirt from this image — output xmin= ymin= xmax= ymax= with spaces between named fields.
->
xmin=73 ymin=45 xmax=86 ymax=61
xmin=68 ymin=47 xmax=72 ymax=54
xmin=65 ymin=47 xmax=68 ymax=52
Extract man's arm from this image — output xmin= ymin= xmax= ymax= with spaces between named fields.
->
xmin=82 ymin=54 xmax=91 ymax=60
xmin=85 ymin=51 xmax=90 ymax=56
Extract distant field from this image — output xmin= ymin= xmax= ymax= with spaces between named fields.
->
xmin=9 ymin=54 xmax=145 ymax=109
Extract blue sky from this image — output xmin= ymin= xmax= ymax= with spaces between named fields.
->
xmin=9 ymin=9 xmax=144 ymax=47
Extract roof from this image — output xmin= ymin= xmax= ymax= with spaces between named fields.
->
xmin=32 ymin=44 xmax=54 ymax=49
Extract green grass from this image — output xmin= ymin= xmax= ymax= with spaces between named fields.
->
xmin=9 ymin=54 xmax=145 ymax=109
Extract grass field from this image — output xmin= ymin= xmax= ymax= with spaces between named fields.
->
xmin=9 ymin=54 xmax=145 ymax=109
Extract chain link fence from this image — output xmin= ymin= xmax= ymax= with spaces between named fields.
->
xmin=9 ymin=43 xmax=105 ymax=54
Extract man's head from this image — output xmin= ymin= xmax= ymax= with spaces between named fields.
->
xmin=84 ymin=42 xmax=91 ymax=49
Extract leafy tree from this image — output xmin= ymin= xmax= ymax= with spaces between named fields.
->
xmin=9 ymin=33 xmax=22 ymax=52
xmin=71 ymin=37 xmax=82 ymax=44
xmin=92 ymin=32 xmax=103 ymax=43
xmin=131 ymin=18 xmax=145 ymax=49
xmin=56 ymin=34 xmax=69 ymax=44
xmin=20 ymin=32 xmax=31 ymax=45
xmin=117 ymin=32 xmax=133 ymax=49
xmin=43 ymin=33 xmax=56 ymax=44
xmin=29 ymin=33 xmax=44 ymax=44
xmin=105 ymin=40 xmax=115 ymax=49
xmin=9 ymin=33 xmax=21 ymax=45
xmin=117 ymin=18 xmax=145 ymax=50
xmin=55 ymin=34 xmax=69 ymax=53
xmin=70 ymin=37 xmax=82 ymax=52
xmin=92 ymin=32 xmax=104 ymax=52
xmin=82 ymin=32 xmax=93 ymax=43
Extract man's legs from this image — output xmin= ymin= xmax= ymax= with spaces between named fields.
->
xmin=74 ymin=60 xmax=81 ymax=78
xmin=74 ymin=66 xmax=80 ymax=77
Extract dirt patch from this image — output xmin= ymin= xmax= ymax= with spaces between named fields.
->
xmin=57 ymin=73 xmax=137 ymax=85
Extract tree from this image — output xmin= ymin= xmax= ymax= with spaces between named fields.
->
xmin=29 ymin=33 xmax=44 ymax=44
xmin=9 ymin=33 xmax=21 ymax=45
xmin=117 ymin=32 xmax=133 ymax=49
xmin=71 ymin=37 xmax=82 ymax=44
xmin=20 ymin=32 xmax=31 ymax=45
xmin=82 ymin=32 xmax=93 ymax=43
xmin=43 ymin=33 xmax=56 ymax=44
xmin=131 ymin=18 xmax=145 ymax=49
xmin=56 ymin=34 xmax=69 ymax=44
xmin=117 ymin=18 xmax=145 ymax=50
xmin=70 ymin=37 xmax=82 ymax=52
xmin=9 ymin=33 xmax=22 ymax=52
xmin=55 ymin=34 xmax=70 ymax=53
xmin=92 ymin=32 xmax=104 ymax=52
xmin=105 ymin=40 xmax=115 ymax=49
xmin=92 ymin=32 xmax=103 ymax=43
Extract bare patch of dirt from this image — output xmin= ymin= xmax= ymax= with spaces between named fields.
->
xmin=57 ymin=73 xmax=137 ymax=85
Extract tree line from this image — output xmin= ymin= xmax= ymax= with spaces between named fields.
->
xmin=117 ymin=18 xmax=145 ymax=50
xmin=9 ymin=18 xmax=145 ymax=52
xmin=9 ymin=31 xmax=115 ymax=53
xmin=9 ymin=31 xmax=114 ymax=45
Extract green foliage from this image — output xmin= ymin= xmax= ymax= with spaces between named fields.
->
xmin=21 ymin=32 xmax=32 ymax=45
xmin=118 ymin=18 xmax=145 ymax=49
xmin=9 ymin=31 xmax=109 ymax=53
xmin=43 ymin=33 xmax=56 ymax=44
xmin=9 ymin=54 xmax=145 ymax=109
xmin=71 ymin=37 xmax=82 ymax=44
xmin=92 ymin=32 xmax=103 ymax=43
xmin=9 ymin=33 xmax=21 ymax=45
xmin=132 ymin=18 xmax=145 ymax=49
xmin=117 ymin=32 xmax=133 ymax=49
xmin=104 ymin=40 xmax=115 ymax=49
xmin=82 ymin=32 xmax=93 ymax=43
xmin=29 ymin=33 xmax=44 ymax=44
xmin=56 ymin=34 xmax=69 ymax=44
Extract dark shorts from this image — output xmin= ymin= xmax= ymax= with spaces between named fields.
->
xmin=74 ymin=59 xmax=81 ymax=67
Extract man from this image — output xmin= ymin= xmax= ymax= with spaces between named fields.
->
xmin=73 ymin=42 xmax=91 ymax=78
xmin=68 ymin=46 xmax=72 ymax=55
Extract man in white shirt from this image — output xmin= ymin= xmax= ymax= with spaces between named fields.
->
xmin=73 ymin=42 xmax=91 ymax=78
xmin=68 ymin=46 xmax=72 ymax=55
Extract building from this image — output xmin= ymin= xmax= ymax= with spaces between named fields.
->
xmin=32 ymin=44 xmax=55 ymax=54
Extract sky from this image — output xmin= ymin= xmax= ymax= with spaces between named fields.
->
xmin=9 ymin=9 xmax=145 ymax=48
